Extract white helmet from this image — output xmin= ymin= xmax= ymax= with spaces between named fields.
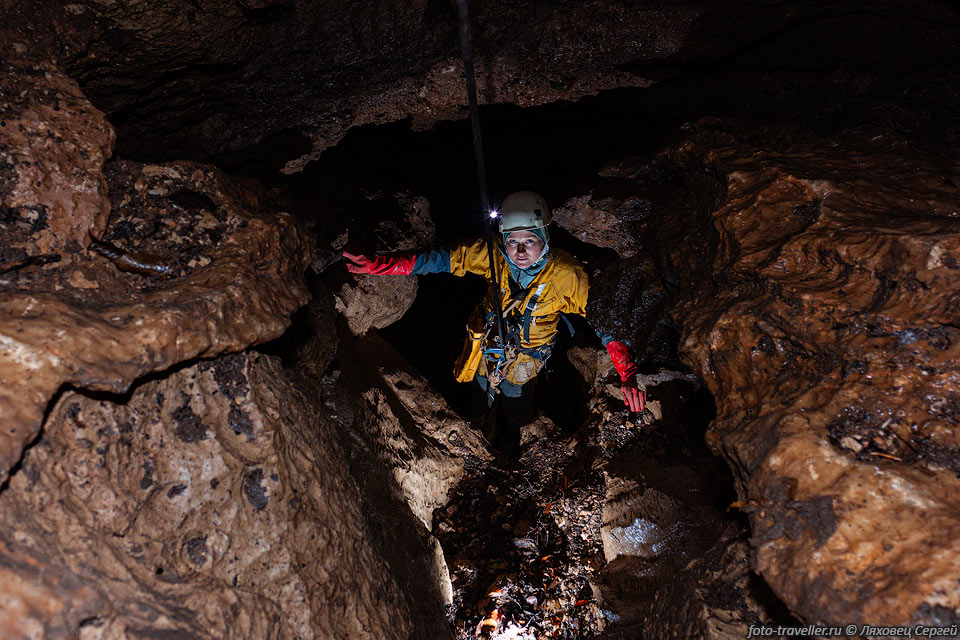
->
xmin=497 ymin=191 xmax=551 ymax=234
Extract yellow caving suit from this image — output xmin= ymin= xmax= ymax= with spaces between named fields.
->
xmin=449 ymin=237 xmax=589 ymax=386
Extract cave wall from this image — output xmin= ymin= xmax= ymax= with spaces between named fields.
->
xmin=5 ymin=0 xmax=960 ymax=636
xmin=0 ymin=352 xmax=417 ymax=639
xmin=0 ymin=52 xmax=422 ymax=638
xmin=0 ymin=58 xmax=313 ymax=485
xmin=649 ymin=118 xmax=960 ymax=624
xmin=550 ymin=113 xmax=960 ymax=627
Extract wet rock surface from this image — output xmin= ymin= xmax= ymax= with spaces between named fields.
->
xmin=0 ymin=55 xmax=312 ymax=484
xmin=0 ymin=174 xmax=310 ymax=484
xmin=0 ymin=352 xmax=413 ymax=639
xmin=643 ymin=118 xmax=960 ymax=625
xmin=541 ymin=115 xmax=960 ymax=629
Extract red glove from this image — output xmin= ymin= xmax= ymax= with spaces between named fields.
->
xmin=606 ymin=340 xmax=645 ymax=412
xmin=342 ymin=250 xmax=416 ymax=275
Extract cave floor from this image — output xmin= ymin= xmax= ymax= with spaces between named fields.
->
xmin=431 ymin=369 xmax=758 ymax=639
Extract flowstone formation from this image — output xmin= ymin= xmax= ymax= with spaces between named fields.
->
xmin=0 ymin=352 xmax=415 ymax=639
xmin=0 ymin=55 xmax=419 ymax=638
xmin=580 ymin=117 xmax=960 ymax=626
xmin=0 ymin=57 xmax=313 ymax=484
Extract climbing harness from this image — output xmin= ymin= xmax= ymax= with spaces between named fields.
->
xmin=475 ymin=276 xmax=557 ymax=397
xmin=457 ymin=0 xmax=508 ymax=400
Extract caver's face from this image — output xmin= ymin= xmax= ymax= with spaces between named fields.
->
xmin=504 ymin=230 xmax=545 ymax=268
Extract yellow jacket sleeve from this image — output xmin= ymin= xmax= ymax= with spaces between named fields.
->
xmin=554 ymin=249 xmax=590 ymax=316
xmin=448 ymin=237 xmax=492 ymax=278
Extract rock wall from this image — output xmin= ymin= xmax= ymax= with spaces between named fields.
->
xmin=8 ymin=0 xmax=959 ymax=172
xmin=0 ymin=352 xmax=413 ymax=639
xmin=0 ymin=53 xmax=422 ymax=639
xmin=657 ymin=118 xmax=960 ymax=625
xmin=551 ymin=119 xmax=960 ymax=628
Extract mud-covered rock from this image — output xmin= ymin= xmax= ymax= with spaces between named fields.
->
xmin=657 ymin=117 xmax=960 ymax=625
xmin=0 ymin=352 xmax=412 ymax=639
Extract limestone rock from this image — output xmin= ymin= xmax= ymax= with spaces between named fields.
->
xmin=0 ymin=537 xmax=107 ymax=639
xmin=559 ymin=160 xmax=694 ymax=371
xmin=0 ymin=352 xmax=412 ymax=639
xmin=335 ymin=190 xmax=435 ymax=335
xmin=334 ymin=273 xmax=419 ymax=336
xmin=341 ymin=330 xmax=491 ymax=526
xmin=659 ymin=118 xmax=960 ymax=624
xmin=553 ymin=194 xmax=640 ymax=258
xmin=4 ymin=0 xmax=947 ymax=176
xmin=0 ymin=60 xmax=114 ymax=256
xmin=0 ymin=141 xmax=312 ymax=484
xmin=596 ymin=438 xmax=771 ymax=639
xmin=334 ymin=329 xmax=492 ymax=637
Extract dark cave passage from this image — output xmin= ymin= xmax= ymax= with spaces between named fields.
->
xmin=277 ymin=94 xmax=689 ymax=423
xmin=254 ymin=96 xmax=793 ymax=638
xmin=7 ymin=1 xmax=960 ymax=638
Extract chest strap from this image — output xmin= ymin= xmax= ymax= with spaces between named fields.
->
xmin=521 ymin=283 xmax=546 ymax=343
xmin=501 ymin=276 xmax=546 ymax=344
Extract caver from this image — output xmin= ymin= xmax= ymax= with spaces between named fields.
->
xmin=344 ymin=191 xmax=644 ymax=456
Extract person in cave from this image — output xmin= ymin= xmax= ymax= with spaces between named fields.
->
xmin=343 ymin=191 xmax=644 ymax=456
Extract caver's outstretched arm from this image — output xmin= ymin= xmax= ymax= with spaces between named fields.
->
xmin=342 ymin=250 xmax=417 ymax=275
xmin=344 ymin=246 xmax=645 ymax=413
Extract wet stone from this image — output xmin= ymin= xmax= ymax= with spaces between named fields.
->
xmin=228 ymin=405 xmax=254 ymax=440
xmin=211 ymin=354 xmax=250 ymax=401
xmin=140 ymin=459 xmax=154 ymax=490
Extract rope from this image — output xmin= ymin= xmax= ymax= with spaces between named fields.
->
xmin=456 ymin=0 xmax=489 ymax=213
xmin=456 ymin=0 xmax=506 ymax=364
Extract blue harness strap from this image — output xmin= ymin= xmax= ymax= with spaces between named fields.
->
xmin=479 ymin=273 xmax=557 ymax=374
xmin=521 ymin=283 xmax=546 ymax=343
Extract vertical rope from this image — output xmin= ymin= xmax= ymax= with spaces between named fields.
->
xmin=457 ymin=0 xmax=505 ymax=352
xmin=457 ymin=0 xmax=490 ymax=213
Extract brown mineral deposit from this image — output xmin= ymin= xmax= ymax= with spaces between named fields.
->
xmin=659 ymin=118 xmax=960 ymax=625
xmin=0 ymin=352 xmax=414 ymax=639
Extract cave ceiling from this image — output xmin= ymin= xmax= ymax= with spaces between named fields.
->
xmin=4 ymin=0 xmax=959 ymax=174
